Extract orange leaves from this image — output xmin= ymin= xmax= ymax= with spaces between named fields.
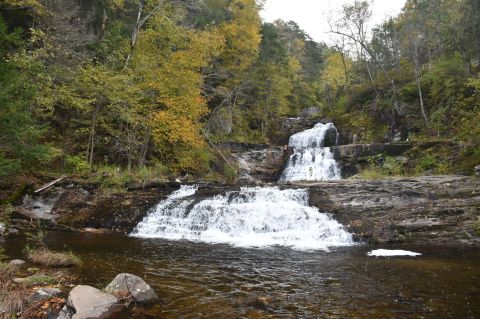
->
xmin=152 ymin=111 xmax=204 ymax=148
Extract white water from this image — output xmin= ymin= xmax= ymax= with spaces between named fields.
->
xmin=367 ymin=249 xmax=422 ymax=257
xmin=131 ymin=185 xmax=354 ymax=251
xmin=281 ymin=123 xmax=341 ymax=182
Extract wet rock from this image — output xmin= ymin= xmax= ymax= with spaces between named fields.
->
xmin=51 ymin=183 xmax=179 ymax=233
xmin=228 ymin=146 xmax=290 ymax=183
xmin=304 ymin=175 xmax=480 ymax=245
xmin=393 ymin=218 xmax=445 ymax=231
xmin=323 ymin=126 xmax=338 ymax=147
xmin=27 ymin=287 xmax=62 ymax=305
xmin=475 ymin=165 xmax=480 ymax=176
xmin=105 ymin=273 xmax=158 ymax=304
xmin=271 ymin=117 xmax=318 ymax=145
xmin=59 ymin=285 xmax=124 ymax=319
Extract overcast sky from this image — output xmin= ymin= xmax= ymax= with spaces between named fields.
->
xmin=261 ymin=0 xmax=407 ymax=43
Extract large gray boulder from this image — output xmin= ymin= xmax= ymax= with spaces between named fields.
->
xmin=58 ymin=285 xmax=124 ymax=319
xmin=104 ymin=273 xmax=158 ymax=304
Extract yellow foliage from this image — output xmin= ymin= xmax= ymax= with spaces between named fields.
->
xmin=321 ymin=52 xmax=352 ymax=92
xmin=219 ymin=0 xmax=261 ymax=82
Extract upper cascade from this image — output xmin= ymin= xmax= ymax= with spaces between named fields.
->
xmin=280 ymin=122 xmax=341 ymax=182
xmin=288 ymin=122 xmax=338 ymax=148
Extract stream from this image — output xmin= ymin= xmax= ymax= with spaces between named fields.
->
xmin=4 ymin=232 xmax=480 ymax=318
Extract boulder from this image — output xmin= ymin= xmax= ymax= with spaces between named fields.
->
xmin=9 ymin=259 xmax=26 ymax=267
xmin=58 ymin=285 xmax=124 ymax=319
xmin=323 ymin=126 xmax=338 ymax=147
xmin=12 ymin=277 xmax=27 ymax=284
xmin=105 ymin=273 xmax=158 ymax=304
xmin=475 ymin=165 xmax=480 ymax=176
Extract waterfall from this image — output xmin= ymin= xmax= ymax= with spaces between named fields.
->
xmin=280 ymin=122 xmax=341 ymax=182
xmin=131 ymin=185 xmax=354 ymax=251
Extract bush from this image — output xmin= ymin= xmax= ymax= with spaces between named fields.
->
xmin=65 ymin=155 xmax=90 ymax=174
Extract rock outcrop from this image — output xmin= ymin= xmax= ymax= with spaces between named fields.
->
xmin=302 ymin=175 xmax=480 ymax=245
xmin=105 ymin=273 xmax=158 ymax=304
xmin=221 ymin=143 xmax=290 ymax=183
xmin=53 ymin=188 xmax=167 ymax=232
xmin=332 ymin=143 xmax=413 ymax=177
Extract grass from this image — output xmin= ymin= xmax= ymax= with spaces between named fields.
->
xmin=27 ymin=248 xmax=82 ymax=268
xmin=0 ymin=262 xmax=29 ymax=316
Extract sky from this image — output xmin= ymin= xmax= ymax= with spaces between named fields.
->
xmin=261 ymin=0 xmax=407 ymax=43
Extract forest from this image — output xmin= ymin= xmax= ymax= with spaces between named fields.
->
xmin=0 ymin=0 xmax=479 ymax=183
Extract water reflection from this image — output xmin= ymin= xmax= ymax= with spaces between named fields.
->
xmin=4 ymin=232 xmax=480 ymax=318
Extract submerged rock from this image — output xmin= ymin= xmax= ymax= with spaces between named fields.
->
xmin=58 ymin=285 xmax=124 ymax=319
xmin=105 ymin=273 xmax=158 ymax=304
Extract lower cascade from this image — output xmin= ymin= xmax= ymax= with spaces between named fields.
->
xmin=281 ymin=122 xmax=341 ymax=182
xmin=131 ymin=185 xmax=354 ymax=250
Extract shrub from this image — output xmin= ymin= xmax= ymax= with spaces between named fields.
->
xmin=65 ymin=155 xmax=90 ymax=174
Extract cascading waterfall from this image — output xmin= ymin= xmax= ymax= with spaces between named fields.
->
xmin=280 ymin=122 xmax=341 ymax=182
xmin=131 ymin=185 xmax=354 ymax=250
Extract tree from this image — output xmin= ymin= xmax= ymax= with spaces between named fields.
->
xmin=0 ymin=17 xmax=51 ymax=176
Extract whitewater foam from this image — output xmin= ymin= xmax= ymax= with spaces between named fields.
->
xmin=131 ymin=185 xmax=354 ymax=251
xmin=281 ymin=123 xmax=341 ymax=182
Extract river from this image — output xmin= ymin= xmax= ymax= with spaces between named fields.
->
xmin=4 ymin=232 xmax=479 ymax=318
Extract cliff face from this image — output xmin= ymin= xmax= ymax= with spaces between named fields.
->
xmin=41 ymin=0 xmax=105 ymax=65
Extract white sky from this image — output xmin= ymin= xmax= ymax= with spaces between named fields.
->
xmin=261 ymin=0 xmax=407 ymax=43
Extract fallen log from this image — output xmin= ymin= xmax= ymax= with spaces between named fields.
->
xmin=34 ymin=176 xmax=67 ymax=194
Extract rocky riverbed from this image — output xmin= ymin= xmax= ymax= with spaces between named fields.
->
xmin=5 ymin=175 xmax=479 ymax=247
xmin=303 ymin=175 xmax=480 ymax=245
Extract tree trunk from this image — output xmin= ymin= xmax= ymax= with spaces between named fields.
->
xmin=414 ymin=60 xmax=430 ymax=134
xmin=87 ymin=104 xmax=101 ymax=169
xmin=138 ymin=128 xmax=151 ymax=167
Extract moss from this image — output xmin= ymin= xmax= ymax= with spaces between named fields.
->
xmin=25 ymin=274 xmax=56 ymax=286
xmin=358 ymin=155 xmax=406 ymax=179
